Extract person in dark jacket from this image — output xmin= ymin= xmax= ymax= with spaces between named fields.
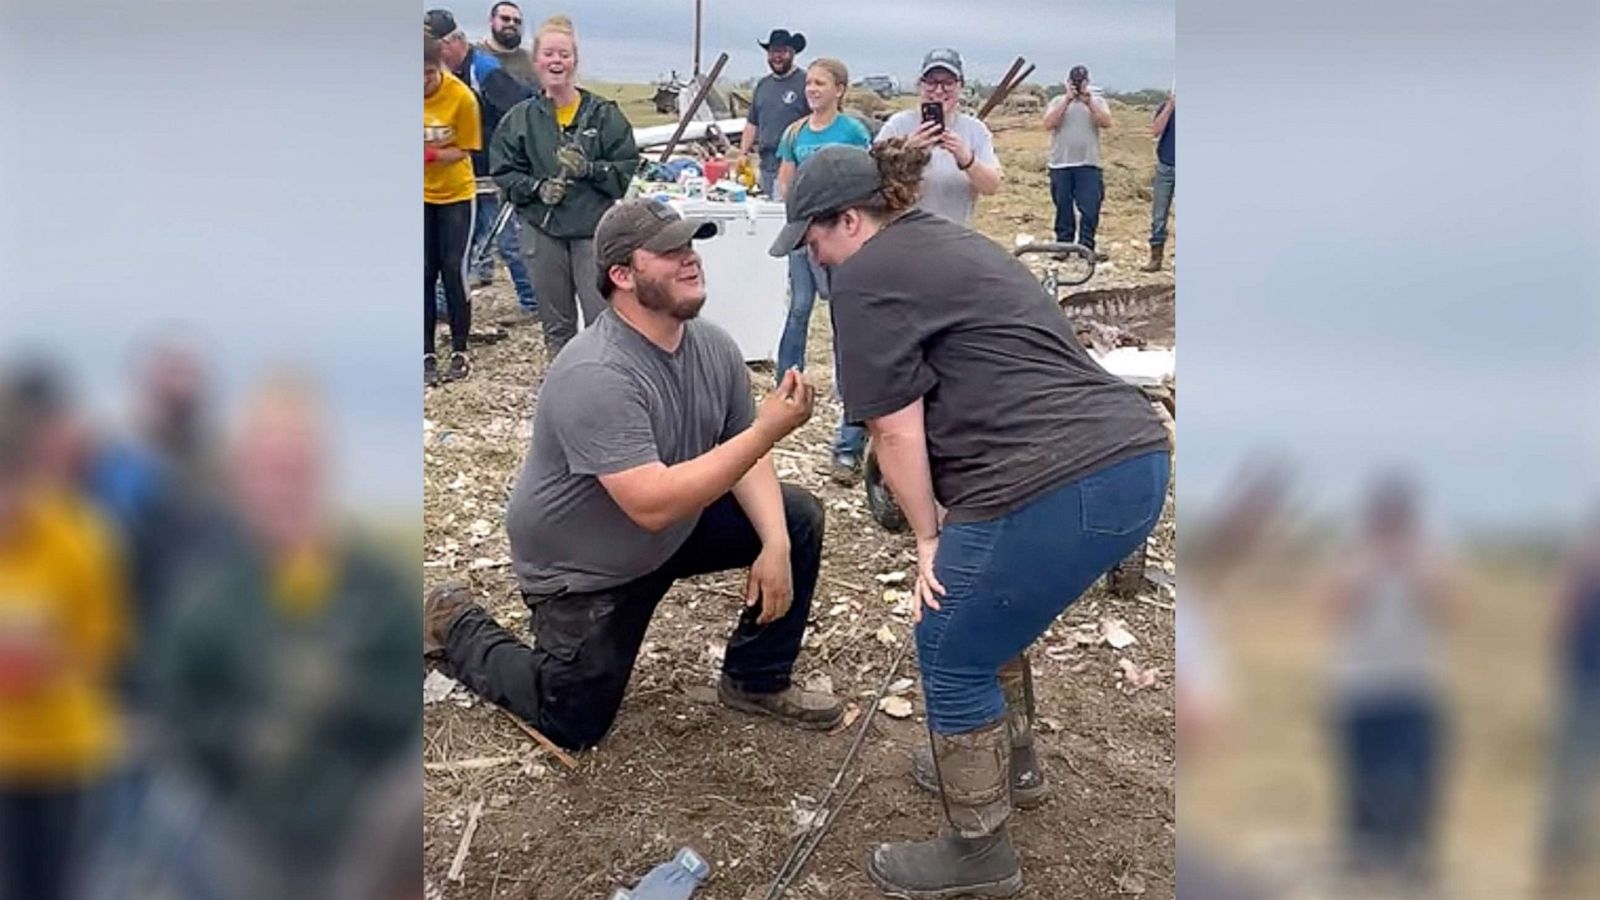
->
xmin=428 ymin=9 xmax=538 ymax=316
xmin=490 ymin=14 xmax=639 ymax=358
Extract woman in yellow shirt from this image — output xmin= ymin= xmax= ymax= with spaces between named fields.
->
xmin=0 ymin=401 xmax=127 ymax=900
xmin=424 ymin=30 xmax=483 ymax=386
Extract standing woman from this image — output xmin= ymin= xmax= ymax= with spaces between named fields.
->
xmin=874 ymin=48 xmax=1002 ymax=226
xmin=773 ymin=58 xmax=873 ymax=480
xmin=490 ymin=15 xmax=640 ymax=359
xmin=424 ymin=30 xmax=482 ymax=386
xmin=770 ymin=142 xmax=1170 ymax=897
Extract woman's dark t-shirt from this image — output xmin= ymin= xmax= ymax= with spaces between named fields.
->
xmin=831 ymin=209 xmax=1169 ymax=523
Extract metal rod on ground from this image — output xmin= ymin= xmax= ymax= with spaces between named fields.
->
xmin=468 ymin=200 xmax=516 ymax=273
xmin=762 ymin=628 xmax=915 ymax=900
xmin=768 ymin=775 xmax=865 ymax=900
xmin=658 ymin=52 xmax=729 ymax=163
xmin=977 ymin=56 xmax=1027 ymax=120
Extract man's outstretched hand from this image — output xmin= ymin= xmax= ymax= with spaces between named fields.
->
xmin=755 ymin=368 xmax=815 ymax=444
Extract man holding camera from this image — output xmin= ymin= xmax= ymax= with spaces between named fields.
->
xmin=1043 ymin=65 xmax=1114 ymax=260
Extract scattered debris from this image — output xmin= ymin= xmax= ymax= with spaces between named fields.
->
xmin=874 ymin=625 xmax=899 ymax=647
xmin=874 ymin=571 xmax=907 ymax=585
xmin=878 ymin=696 xmax=914 ymax=719
xmin=683 ymin=685 xmax=720 ymax=705
xmin=803 ymin=673 xmax=835 ymax=696
xmin=706 ymin=639 xmax=728 ymax=663
xmin=424 ymin=756 xmax=521 ymax=773
xmin=423 ymin=670 xmax=459 ymax=705
xmin=1119 ymin=658 xmax=1162 ymax=692
xmin=830 ymin=703 xmax=862 ymax=734
xmin=447 ymin=800 xmax=484 ymax=883
xmin=1102 ymin=618 xmax=1139 ymax=650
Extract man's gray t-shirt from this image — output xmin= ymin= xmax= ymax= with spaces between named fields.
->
xmin=875 ymin=110 xmax=999 ymax=226
xmin=748 ymin=68 xmax=810 ymax=155
xmin=1045 ymin=93 xmax=1107 ymax=168
xmin=507 ymin=309 xmax=756 ymax=595
xmin=831 ymin=210 xmax=1169 ymax=524
xmin=479 ymin=41 xmax=536 ymax=88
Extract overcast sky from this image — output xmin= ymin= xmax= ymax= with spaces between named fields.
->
xmin=435 ymin=1 xmax=1176 ymax=89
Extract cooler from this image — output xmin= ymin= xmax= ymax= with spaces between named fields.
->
xmin=661 ymin=198 xmax=790 ymax=362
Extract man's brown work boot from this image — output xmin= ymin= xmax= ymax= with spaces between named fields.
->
xmin=423 ymin=580 xmax=476 ymax=663
xmin=717 ymin=675 xmax=845 ymax=731
xmin=911 ymin=654 xmax=1049 ymax=808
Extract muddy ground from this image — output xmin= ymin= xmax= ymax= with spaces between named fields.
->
xmin=424 ymin=104 xmax=1177 ymax=900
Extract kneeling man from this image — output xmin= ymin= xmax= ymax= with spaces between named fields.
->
xmin=425 ymin=198 xmax=842 ymax=750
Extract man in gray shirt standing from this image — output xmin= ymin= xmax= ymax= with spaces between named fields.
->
xmin=1043 ymin=64 xmax=1114 ymax=260
xmin=423 ymin=198 xmax=843 ymax=751
xmin=736 ymin=29 xmax=811 ymax=197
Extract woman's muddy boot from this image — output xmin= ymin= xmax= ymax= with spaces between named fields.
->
xmin=910 ymin=654 xmax=1048 ymax=809
xmin=869 ymin=719 xmax=1022 ymax=898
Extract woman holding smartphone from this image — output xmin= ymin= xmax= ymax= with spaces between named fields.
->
xmin=873 ymin=47 xmax=1002 ymax=226
xmin=773 ymin=57 xmax=873 ymax=480
xmin=770 ymin=141 xmax=1169 ymax=897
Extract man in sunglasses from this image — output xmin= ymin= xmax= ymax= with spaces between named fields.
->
xmin=479 ymin=1 xmax=535 ymax=87
xmin=874 ymin=48 xmax=1003 ymax=227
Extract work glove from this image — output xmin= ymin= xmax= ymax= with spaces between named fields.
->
xmin=555 ymin=144 xmax=594 ymax=179
xmin=537 ymin=177 xmax=570 ymax=206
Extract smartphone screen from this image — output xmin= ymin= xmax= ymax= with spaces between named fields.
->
xmin=920 ymin=101 xmax=945 ymax=131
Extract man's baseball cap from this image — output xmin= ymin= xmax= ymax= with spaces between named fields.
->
xmin=424 ymin=9 xmax=459 ymax=39
xmin=920 ymin=48 xmax=964 ymax=81
xmin=768 ymin=145 xmax=882 ymax=257
xmin=594 ymin=199 xmax=720 ymax=297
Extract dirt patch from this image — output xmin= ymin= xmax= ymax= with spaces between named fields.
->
xmin=424 ymin=102 xmax=1176 ymax=900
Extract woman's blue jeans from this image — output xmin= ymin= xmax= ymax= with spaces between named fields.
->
xmin=916 ymin=450 xmax=1170 ymax=734
xmin=776 ymin=249 xmax=865 ymax=460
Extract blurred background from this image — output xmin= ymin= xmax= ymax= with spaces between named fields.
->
xmin=0 ymin=2 xmax=420 ymax=898
xmin=1178 ymin=2 xmax=1600 ymax=899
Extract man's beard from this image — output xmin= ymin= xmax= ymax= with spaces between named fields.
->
xmin=770 ymin=59 xmax=792 ymax=76
xmin=493 ymin=27 xmax=522 ymax=49
xmin=636 ymin=272 xmax=704 ymax=321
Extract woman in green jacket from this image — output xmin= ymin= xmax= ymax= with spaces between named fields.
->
xmin=490 ymin=15 xmax=640 ymax=358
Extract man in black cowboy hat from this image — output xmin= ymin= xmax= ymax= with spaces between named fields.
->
xmin=736 ymin=28 xmax=810 ymax=197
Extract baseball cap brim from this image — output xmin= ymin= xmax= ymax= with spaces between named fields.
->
xmin=768 ymin=217 xmax=812 ymax=258
xmin=639 ymin=218 xmax=720 ymax=254
xmin=920 ymin=61 xmax=961 ymax=78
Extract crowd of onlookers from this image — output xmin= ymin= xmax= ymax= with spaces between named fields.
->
xmin=0 ymin=344 xmax=420 ymax=900
xmin=422 ymin=4 xmax=1178 ymax=409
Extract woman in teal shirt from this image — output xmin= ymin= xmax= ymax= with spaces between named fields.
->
xmin=774 ymin=58 xmax=873 ymax=481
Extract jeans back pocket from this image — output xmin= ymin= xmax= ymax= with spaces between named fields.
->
xmin=1080 ymin=452 xmax=1167 ymax=537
